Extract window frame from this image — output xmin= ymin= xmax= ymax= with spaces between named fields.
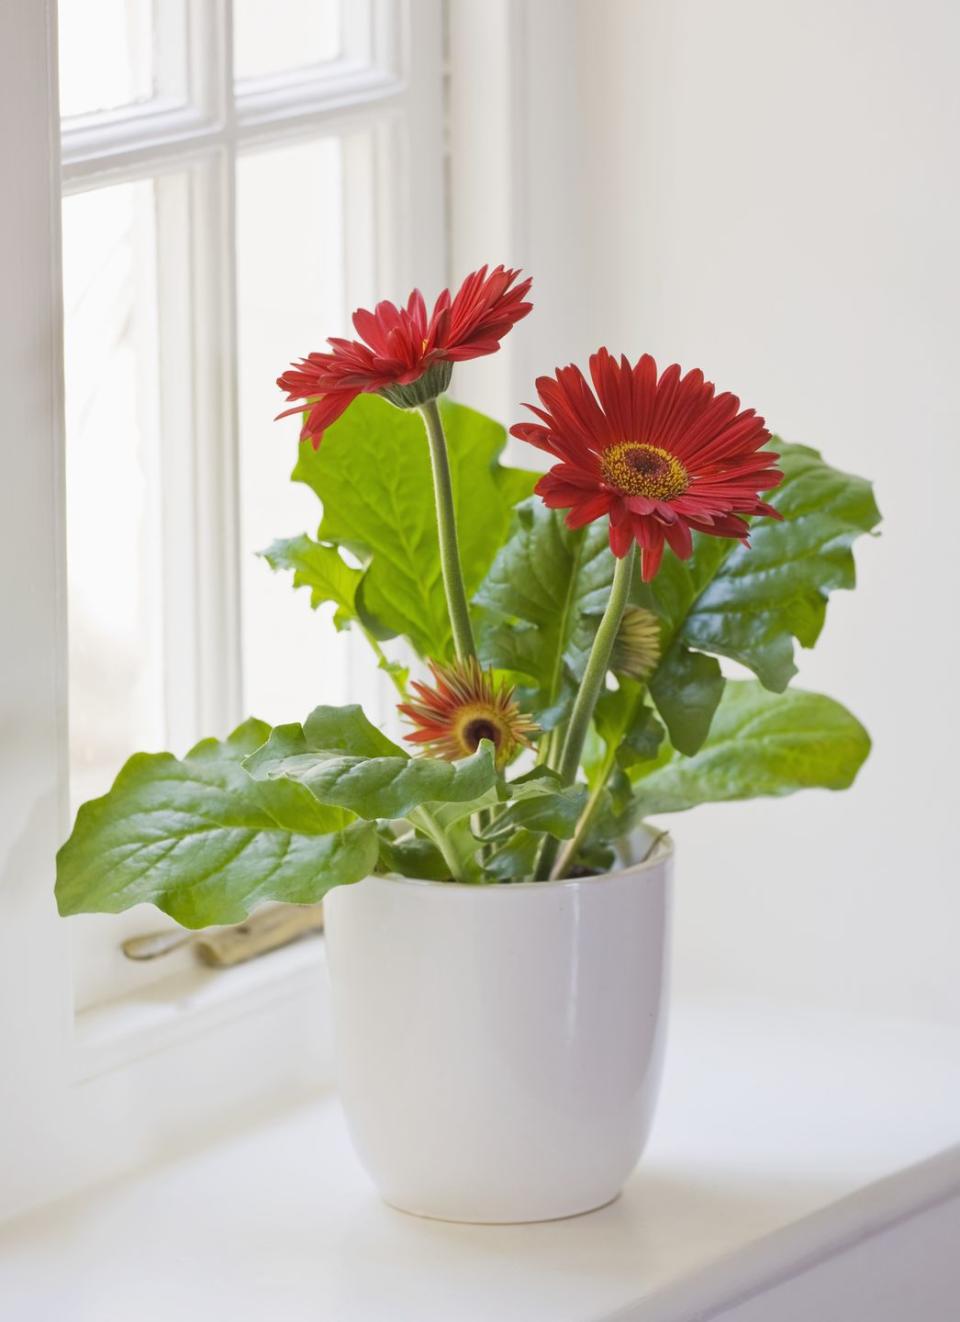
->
xmin=0 ymin=0 xmax=446 ymax=1223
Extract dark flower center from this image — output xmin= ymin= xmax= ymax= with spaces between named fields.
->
xmin=601 ymin=442 xmax=688 ymax=501
xmin=464 ymin=717 xmax=500 ymax=750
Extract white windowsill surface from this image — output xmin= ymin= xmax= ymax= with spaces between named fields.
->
xmin=2 ymin=1001 xmax=959 ymax=1321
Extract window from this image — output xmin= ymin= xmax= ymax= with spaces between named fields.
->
xmin=58 ymin=0 xmax=447 ymax=1011
xmin=0 ymin=0 xmax=446 ymax=1222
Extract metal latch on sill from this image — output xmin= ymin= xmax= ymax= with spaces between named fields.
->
xmin=121 ymin=903 xmax=325 ymax=967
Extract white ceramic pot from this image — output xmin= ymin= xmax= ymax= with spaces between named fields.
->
xmin=323 ymin=836 xmax=672 ymax=1224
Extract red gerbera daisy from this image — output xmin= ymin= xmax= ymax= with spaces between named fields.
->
xmin=276 ymin=264 xmax=532 ymax=448
xmin=510 ymin=349 xmax=783 ymax=581
xmin=398 ymin=658 xmax=537 ymax=770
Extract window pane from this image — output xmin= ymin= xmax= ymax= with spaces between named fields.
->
xmin=62 ymin=182 xmax=166 ymax=814
xmin=236 ymin=137 xmax=352 ymax=726
xmin=58 ymin=0 xmax=185 ymax=119
xmin=234 ymin=0 xmax=342 ymax=81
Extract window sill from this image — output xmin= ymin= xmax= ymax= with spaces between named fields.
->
xmin=1 ymin=938 xmax=336 ymax=1225
xmin=4 ymin=1002 xmax=959 ymax=1320
xmin=72 ymin=932 xmax=327 ymax=1082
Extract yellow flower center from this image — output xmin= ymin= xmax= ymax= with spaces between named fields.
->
xmin=600 ymin=443 xmax=688 ymax=501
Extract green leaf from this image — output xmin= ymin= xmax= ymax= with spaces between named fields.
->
xmin=630 ymin=681 xmax=871 ymax=815
xmin=260 ymin=535 xmax=361 ymax=630
xmin=244 ymin=706 xmax=405 ymax=781
xmin=483 ymin=829 xmax=541 ymax=882
xmin=56 ymin=721 xmax=379 ymax=929
xmin=593 ymin=677 xmax=665 ymax=772
xmin=623 ymin=440 xmax=880 ymax=753
xmin=476 ymin=499 xmax=613 ymax=724
xmin=424 ymin=766 xmax=586 ymax=841
xmin=292 ymin=394 xmax=537 ymax=659
xmin=377 ymin=830 xmax=450 ymax=881
xmin=377 ymin=655 xmax=410 ymax=692
xmin=637 ymin=441 xmax=881 ymax=693
xmin=246 ymin=715 xmax=499 ymax=820
xmin=429 ymin=785 xmax=502 ymax=832
xmin=647 ymin=645 xmax=725 ymax=756
xmin=583 ymin=684 xmax=663 ymax=838
xmin=481 ymin=774 xmax=589 ymax=840
xmin=302 ymin=704 xmax=405 ymax=758
xmin=186 ymin=717 xmax=273 ymax=763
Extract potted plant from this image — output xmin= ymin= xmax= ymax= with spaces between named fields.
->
xmin=56 ymin=265 xmax=878 ymax=1223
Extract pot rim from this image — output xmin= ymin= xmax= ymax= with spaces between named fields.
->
xmin=373 ymin=830 xmax=673 ymax=893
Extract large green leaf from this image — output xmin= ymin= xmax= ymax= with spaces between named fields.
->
xmin=56 ymin=721 xmax=379 ymax=929
xmin=476 ymin=499 xmax=612 ymax=725
xmin=245 ymin=712 xmax=499 ymax=819
xmin=630 ymin=681 xmax=871 ymax=816
xmin=291 ymin=394 xmax=537 ymax=660
xmin=625 ymin=440 xmax=879 ymax=752
xmin=260 ymin=535 xmax=361 ymax=630
xmin=300 ymin=704 xmax=405 ymax=758
xmin=637 ymin=441 xmax=880 ymax=692
xmin=186 ymin=716 xmax=273 ymax=763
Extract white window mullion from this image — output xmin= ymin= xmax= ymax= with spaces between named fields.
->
xmin=153 ymin=171 xmax=202 ymax=748
xmin=156 ymin=2 xmax=241 ymax=744
xmin=200 ymin=1 xmax=243 ymax=734
xmin=150 ymin=159 xmax=245 ymax=749
xmin=339 ymin=121 xmax=397 ymax=730
xmin=188 ymin=147 xmax=244 ymax=736
xmin=160 ymin=0 xmax=240 ymax=740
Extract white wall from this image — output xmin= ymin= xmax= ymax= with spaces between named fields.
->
xmin=585 ymin=0 xmax=960 ymax=1024
xmin=455 ymin=0 xmax=960 ymax=1025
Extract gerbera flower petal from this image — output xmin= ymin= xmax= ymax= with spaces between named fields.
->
xmin=275 ymin=388 xmax=358 ymax=443
xmin=277 ymin=265 xmax=532 ymax=446
xmin=607 ymin=515 xmax=635 ymax=560
xmin=351 ymin=305 xmax=390 ymax=350
xmin=564 ymin=492 xmax=615 ymax=528
xmin=511 ymin=350 xmax=783 ymax=580
xmin=663 ymin=517 xmax=693 ymax=560
xmin=445 ymin=265 xmax=533 ymax=350
xmin=407 ymin=288 xmax=428 ymax=331
xmin=534 ymin=473 xmax=605 ymax=514
xmin=637 ymin=534 xmax=665 ymax=581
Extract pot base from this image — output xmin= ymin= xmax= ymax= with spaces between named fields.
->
xmin=382 ymin=1190 xmax=622 ymax=1226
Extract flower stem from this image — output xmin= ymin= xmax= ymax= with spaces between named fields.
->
xmin=558 ymin=545 xmax=636 ymax=784
xmin=419 ymin=398 xmax=476 ymax=662
xmin=533 ymin=545 xmax=636 ymax=880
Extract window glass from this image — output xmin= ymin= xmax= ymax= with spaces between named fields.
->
xmin=233 ymin=0 xmax=342 ymax=81
xmin=58 ymin=0 xmax=183 ymax=118
xmin=235 ymin=136 xmax=354 ymax=726
xmin=62 ymin=181 xmax=167 ymax=816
